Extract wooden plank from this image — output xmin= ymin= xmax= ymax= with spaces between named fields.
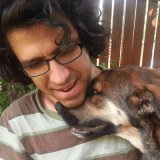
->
xmin=139 ymin=0 xmax=160 ymax=2
xmin=130 ymin=0 xmax=146 ymax=66
xmin=149 ymin=0 xmax=160 ymax=1
xmin=150 ymin=0 xmax=160 ymax=1
xmin=110 ymin=0 xmax=124 ymax=68
xmin=120 ymin=0 xmax=137 ymax=66
xmin=99 ymin=0 xmax=112 ymax=68
xmin=142 ymin=1 xmax=158 ymax=67
xmin=153 ymin=3 xmax=160 ymax=69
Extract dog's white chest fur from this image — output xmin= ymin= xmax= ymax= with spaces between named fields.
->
xmin=105 ymin=101 xmax=144 ymax=152
xmin=116 ymin=128 xmax=144 ymax=152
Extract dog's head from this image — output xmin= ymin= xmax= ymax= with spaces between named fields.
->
xmin=55 ymin=66 xmax=160 ymax=139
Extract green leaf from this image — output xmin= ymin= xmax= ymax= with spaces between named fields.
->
xmin=17 ymin=86 xmax=24 ymax=90
xmin=0 ymin=78 xmax=9 ymax=117
xmin=90 ymin=59 xmax=94 ymax=63
xmin=91 ymin=63 xmax=96 ymax=67
xmin=0 ymin=78 xmax=4 ymax=82
xmin=19 ymin=86 xmax=24 ymax=90
xmin=0 ymin=107 xmax=2 ymax=116
xmin=100 ymin=62 xmax=107 ymax=68
xmin=111 ymin=60 xmax=117 ymax=66
xmin=2 ymin=82 xmax=7 ymax=87
xmin=28 ymin=83 xmax=34 ymax=90
xmin=90 ymin=59 xmax=96 ymax=67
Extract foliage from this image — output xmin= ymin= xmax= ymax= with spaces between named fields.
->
xmin=110 ymin=60 xmax=117 ymax=67
xmin=0 ymin=78 xmax=8 ymax=116
xmin=0 ymin=78 xmax=35 ymax=116
xmin=90 ymin=59 xmax=117 ymax=68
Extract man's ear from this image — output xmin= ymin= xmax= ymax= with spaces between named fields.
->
xmin=127 ymin=85 xmax=160 ymax=120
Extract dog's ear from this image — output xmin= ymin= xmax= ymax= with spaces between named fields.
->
xmin=127 ymin=84 xmax=160 ymax=119
xmin=146 ymin=84 xmax=160 ymax=119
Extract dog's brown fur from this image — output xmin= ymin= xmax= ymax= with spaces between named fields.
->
xmin=55 ymin=66 xmax=160 ymax=160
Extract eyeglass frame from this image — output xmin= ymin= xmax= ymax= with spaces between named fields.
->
xmin=19 ymin=42 xmax=83 ymax=78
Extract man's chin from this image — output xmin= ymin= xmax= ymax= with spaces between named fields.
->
xmin=59 ymin=97 xmax=85 ymax=108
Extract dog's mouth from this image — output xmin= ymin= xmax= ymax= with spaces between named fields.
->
xmin=70 ymin=120 xmax=116 ymax=138
xmin=71 ymin=123 xmax=106 ymax=138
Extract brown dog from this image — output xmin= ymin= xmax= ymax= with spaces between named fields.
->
xmin=55 ymin=66 xmax=160 ymax=160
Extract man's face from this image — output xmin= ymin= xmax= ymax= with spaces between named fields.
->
xmin=7 ymin=23 xmax=92 ymax=108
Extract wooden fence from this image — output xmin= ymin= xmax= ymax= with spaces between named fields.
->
xmin=96 ymin=0 xmax=160 ymax=70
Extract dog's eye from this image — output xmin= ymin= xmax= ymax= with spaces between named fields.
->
xmin=93 ymin=89 xmax=98 ymax=94
xmin=88 ymin=86 xmax=99 ymax=96
xmin=91 ymin=87 xmax=99 ymax=95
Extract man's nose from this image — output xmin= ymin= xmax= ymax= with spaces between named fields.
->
xmin=48 ymin=60 xmax=70 ymax=84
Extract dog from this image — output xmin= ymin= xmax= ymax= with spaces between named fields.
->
xmin=55 ymin=66 xmax=160 ymax=160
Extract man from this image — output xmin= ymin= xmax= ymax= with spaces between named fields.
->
xmin=0 ymin=0 xmax=142 ymax=159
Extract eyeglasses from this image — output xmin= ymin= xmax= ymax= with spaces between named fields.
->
xmin=20 ymin=42 xmax=83 ymax=77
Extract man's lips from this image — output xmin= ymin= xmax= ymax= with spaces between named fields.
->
xmin=55 ymin=80 xmax=79 ymax=99
xmin=58 ymin=81 xmax=76 ymax=92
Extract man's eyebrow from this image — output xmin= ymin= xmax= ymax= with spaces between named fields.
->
xmin=20 ymin=57 xmax=44 ymax=67
xmin=20 ymin=47 xmax=60 ymax=67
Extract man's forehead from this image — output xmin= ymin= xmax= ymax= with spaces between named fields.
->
xmin=7 ymin=24 xmax=62 ymax=45
xmin=7 ymin=23 xmax=79 ymax=48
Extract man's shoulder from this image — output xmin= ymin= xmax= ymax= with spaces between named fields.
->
xmin=2 ymin=88 xmax=40 ymax=119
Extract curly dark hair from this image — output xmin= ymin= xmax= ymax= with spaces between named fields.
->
xmin=0 ymin=0 xmax=111 ymax=85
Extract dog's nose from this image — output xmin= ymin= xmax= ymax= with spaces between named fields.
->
xmin=54 ymin=102 xmax=65 ymax=113
xmin=54 ymin=101 xmax=78 ymax=126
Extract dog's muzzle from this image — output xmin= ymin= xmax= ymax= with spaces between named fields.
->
xmin=54 ymin=102 xmax=78 ymax=126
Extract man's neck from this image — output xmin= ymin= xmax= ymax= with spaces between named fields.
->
xmin=39 ymin=91 xmax=58 ymax=113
